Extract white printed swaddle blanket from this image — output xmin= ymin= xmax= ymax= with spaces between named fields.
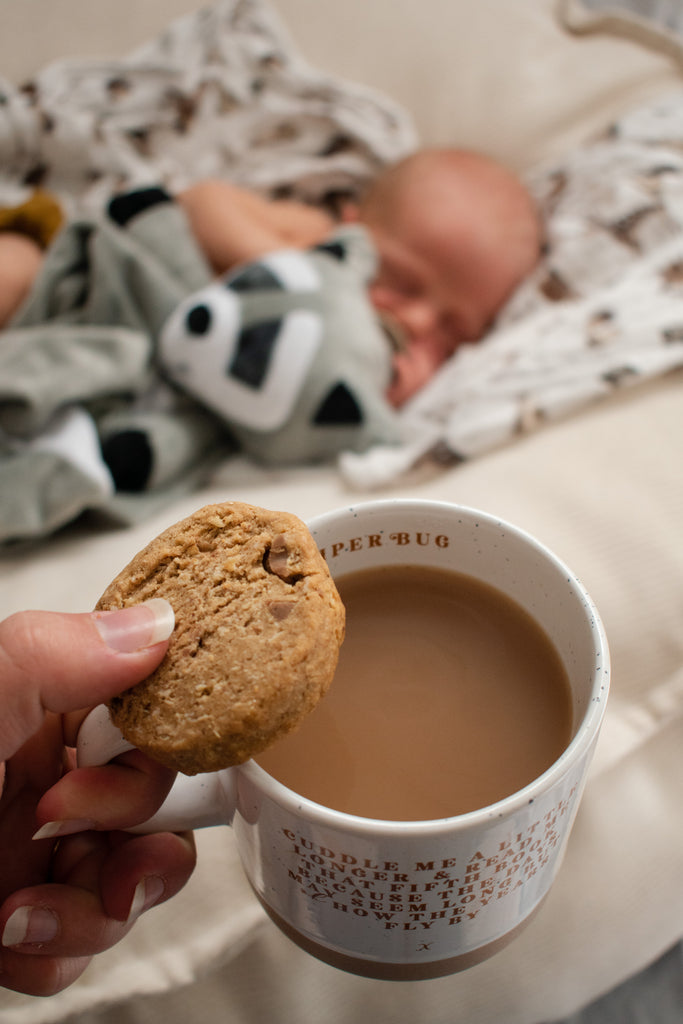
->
xmin=0 ymin=0 xmax=415 ymax=215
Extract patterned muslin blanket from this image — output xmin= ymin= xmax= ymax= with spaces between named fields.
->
xmin=0 ymin=0 xmax=415 ymax=215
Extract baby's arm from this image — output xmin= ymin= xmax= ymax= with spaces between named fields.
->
xmin=0 ymin=232 xmax=43 ymax=328
xmin=177 ymin=179 xmax=335 ymax=274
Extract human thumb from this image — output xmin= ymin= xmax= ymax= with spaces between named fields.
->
xmin=0 ymin=601 xmax=174 ymax=763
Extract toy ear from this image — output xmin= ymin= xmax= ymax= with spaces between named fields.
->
xmin=228 ymin=263 xmax=284 ymax=293
xmin=313 ymin=224 xmax=378 ymax=284
xmin=312 ymin=239 xmax=348 ymax=262
xmin=313 ymin=383 xmax=363 ymax=425
xmin=108 ymin=186 xmax=172 ymax=226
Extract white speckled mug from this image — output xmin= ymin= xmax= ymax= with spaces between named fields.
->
xmin=79 ymin=500 xmax=609 ymax=980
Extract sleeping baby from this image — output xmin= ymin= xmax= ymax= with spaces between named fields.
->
xmin=0 ymin=148 xmax=540 ymax=542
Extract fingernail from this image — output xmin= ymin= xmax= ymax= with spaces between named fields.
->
xmin=32 ymin=818 xmax=97 ymax=840
xmin=3 ymin=907 xmax=59 ymax=947
xmin=93 ymin=599 xmax=175 ymax=653
xmin=126 ymin=876 xmax=165 ymax=924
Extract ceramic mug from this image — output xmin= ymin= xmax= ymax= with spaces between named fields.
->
xmin=78 ymin=499 xmax=610 ymax=980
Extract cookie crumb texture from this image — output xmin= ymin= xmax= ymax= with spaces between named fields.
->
xmin=97 ymin=502 xmax=345 ymax=774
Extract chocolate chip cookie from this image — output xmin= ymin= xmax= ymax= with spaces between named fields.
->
xmin=97 ymin=501 xmax=345 ymax=774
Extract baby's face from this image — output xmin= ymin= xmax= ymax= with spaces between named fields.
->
xmin=368 ymin=230 xmax=491 ymax=406
xmin=363 ymin=173 xmax=540 ymax=406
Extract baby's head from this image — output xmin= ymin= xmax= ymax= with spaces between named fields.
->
xmin=348 ymin=148 xmax=542 ymax=405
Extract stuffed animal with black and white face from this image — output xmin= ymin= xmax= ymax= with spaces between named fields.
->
xmin=158 ymin=225 xmax=401 ymax=464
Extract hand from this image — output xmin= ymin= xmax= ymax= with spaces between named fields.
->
xmin=0 ymin=602 xmax=197 ymax=997
xmin=177 ymin=179 xmax=333 ymax=274
xmin=386 ymin=333 xmax=455 ymax=407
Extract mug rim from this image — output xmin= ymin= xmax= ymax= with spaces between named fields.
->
xmin=244 ymin=498 xmax=610 ymax=838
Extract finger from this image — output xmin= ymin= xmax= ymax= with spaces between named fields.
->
xmin=0 ymin=946 xmax=91 ymax=997
xmin=50 ymin=829 xmax=111 ymax=890
xmin=34 ymin=750 xmax=176 ymax=835
xmin=0 ymin=601 xmax=174 ymax=763
xmin=62 ymin=708 xmax=91 ymax=748
xmin=99 ymin=831 xmax=197 ymax=921
xmin=52 ymin=829 xmax=196 ymax=921
xmin=1 ymin=832 xmax=196 ymax=957
xmin=1 ymin=883 xmax=130 ymax=959
xmin=0 ymin=718 xmax=65 ymax=903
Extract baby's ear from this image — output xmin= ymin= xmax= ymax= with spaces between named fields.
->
xmin=340 ymin=201 xmax=361 ymax=223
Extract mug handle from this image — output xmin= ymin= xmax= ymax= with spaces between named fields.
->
xmin=76 ymin=705 xmax=236 ymax=833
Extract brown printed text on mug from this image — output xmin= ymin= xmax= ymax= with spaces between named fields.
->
xmin=319 ymin=529 xmax=450 ymax=561
xmin=281 ymin=788 xmax=578 ymax=934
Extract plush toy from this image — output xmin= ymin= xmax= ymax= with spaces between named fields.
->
xmin=0 ymin=196 xmax=402 ymax=544
xmin=158 ymin=224 xmax=401 ymax=464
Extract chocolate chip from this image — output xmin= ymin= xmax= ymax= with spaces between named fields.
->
xmin=268 ymin=600 xmax=296 ymax=620
xmin=264 ymin=535 xmax=303 ymax=584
